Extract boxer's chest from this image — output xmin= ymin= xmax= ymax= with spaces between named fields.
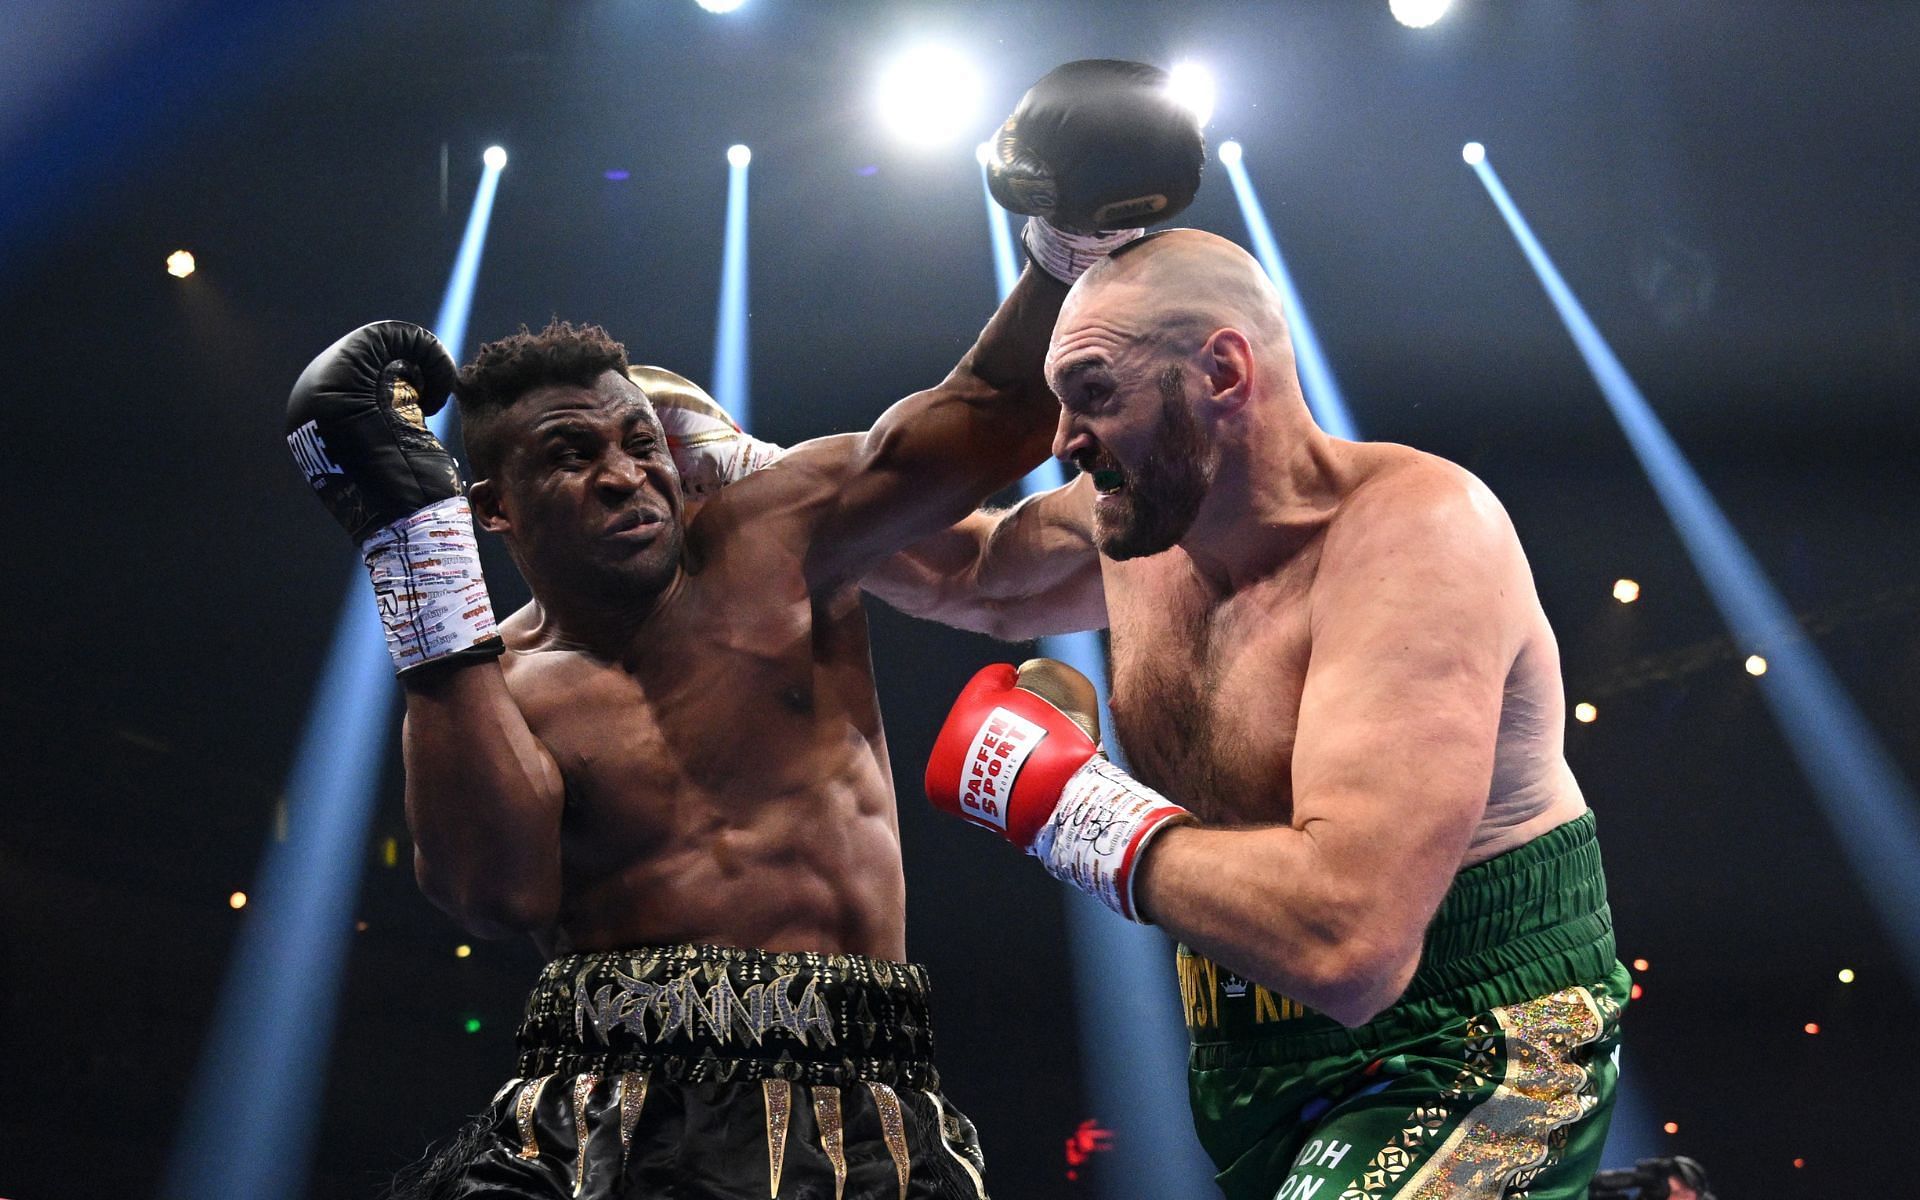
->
xmin=1105 ymin=555 xmax=1315 ymax=826
xmin=507 ymin=584 xmax=881 ymax=853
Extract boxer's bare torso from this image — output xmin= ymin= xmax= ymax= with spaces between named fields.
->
xmin=398 ymin=267 xmax=1066 ymax=962
xmin=495 ymin=498 xmax=906 ymax=961
xmin=1103 ymin=441 xmax=1585 ymax=866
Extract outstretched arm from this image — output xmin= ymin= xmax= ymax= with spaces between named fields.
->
xmin=861 ymin=474 xmax=1106 ymax=640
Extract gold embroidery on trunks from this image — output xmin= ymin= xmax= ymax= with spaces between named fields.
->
xmin=867 ymin=1082 xmax=911 ymax=1199
xmin=1400 ymin=987 xmax=1606 ymax=1199
xmin=516 ymin=1073 xmax=556 ymax=1160
xmin=812 ymin=1085 xmax=848 ymax=1200
xmin=763 ymin=1079 xmax=792 ymax=1197
xmin=616 ymin=1071 xmax=649 ymax=1173
xmin=925 ymin=1090 xmax=987 ymax=1200
xmin=571 ymin=1073 xmax=599 ymax=1197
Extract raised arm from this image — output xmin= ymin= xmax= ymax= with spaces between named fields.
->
xmin=795 ymin=263 xmax=1071 ymax=585
xmin=285 ymin=322 xmax=563 ymax=940
xmin=861 ymin=474 xmax=1107 ymax=640
xmin=762 ymin=59 xmax=1204 ymax=587
xmin=402 ymin=664 xmax=565 ymax=938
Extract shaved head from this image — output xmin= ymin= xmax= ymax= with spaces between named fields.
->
xmin=1050 ymin=229 xmax=1291 ymax=380
xmin=1045 ymin=230 xmax=1309 ymax=561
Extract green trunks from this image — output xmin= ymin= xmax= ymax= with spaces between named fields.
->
xmin=1178 ymin=812 xmax=1628 ymax=1200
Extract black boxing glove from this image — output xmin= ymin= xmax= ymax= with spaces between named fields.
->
xmin=987 ymin=59 xmax=1206 ymax=283
xmin=285 ymin=321 xmax=502 ymax=675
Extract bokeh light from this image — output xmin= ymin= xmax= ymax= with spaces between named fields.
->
xmin=877 ymin=45 xmax=985 ymax=147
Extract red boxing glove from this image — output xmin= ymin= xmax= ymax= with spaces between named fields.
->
xmin=925 ymin=659 xmax=1194 ymax=922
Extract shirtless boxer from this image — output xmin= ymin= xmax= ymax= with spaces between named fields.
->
xmin=901 ymin=230 xmax=1629 ymax=1200
xmin=282 ymin=61 xmax=1202 ymax=1199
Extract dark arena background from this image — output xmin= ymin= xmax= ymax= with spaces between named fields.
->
xmin=4 ymin=2 xmax=1918 ymax=1198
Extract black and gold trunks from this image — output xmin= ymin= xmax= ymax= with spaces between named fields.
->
xmin=391 ymin=944 xmax=989 ymax=1200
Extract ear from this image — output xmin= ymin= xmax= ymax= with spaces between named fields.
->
xmin=1199 ymin=328 xmax=1254 ymax=415
xmin=468 ymin=477 xmax=511 ymax=535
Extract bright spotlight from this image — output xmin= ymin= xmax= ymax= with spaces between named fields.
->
xmin=696 ymin=0 xmax=745 ymax=11
xmin=1838 ymin=967 xmax=1856 ymax=983
xmin=228 ymin=891 xmax=247 ymax=910
xmin=1391 ymin=0 xmax=1454 ymax=29
xmin=1217 ymin=139 xmax=1243 ymax=166
xmin=1573 ymin=702 xmax=1598 ymax=724
xmin=1462 ymin=141 xmax=1485 ymax=165
xmin=167 ymin=249 xmax=196 ymax=279
xmin=1167 ymin=61 xmax=1216 ymax=127
xmin=974 ymin=141 xmax=994 ymax=167
xmin=1746 ymin=654 xmax=1769 ymax=677
xmin=483 ymin=145 xmax=507 ymax=170
xmin=726 ymin=143 xmax=751 ymax=168
xmin=877 ymin=45 xmax=985 ymax=147
xmin=1613 ymin=578 xmax=1641 ymax=604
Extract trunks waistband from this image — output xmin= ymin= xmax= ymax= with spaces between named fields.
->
xmin=516 ymin=943 xmax=940 ymax=1090
xmin=1180 ymin=811 xmax=1619 ymax=1064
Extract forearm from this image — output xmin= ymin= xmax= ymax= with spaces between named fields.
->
xmin=863 ymin=486 xmax=1107 ymax=639
xmin=402 ymin=662 xmax=565 ymax=937
xmin=1134 ymin=825 xmax=1421 ymax=1027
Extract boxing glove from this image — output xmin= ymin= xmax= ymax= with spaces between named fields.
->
xmin=987 ymin=59 xmax=1207 ymax=283
xmin=285 ymin=321 xmax=501 ymax=675
xmin=628 ymin=365 xmax=784 ymax=500
xmin=926 ymin=659 xmax=1194 ymax=922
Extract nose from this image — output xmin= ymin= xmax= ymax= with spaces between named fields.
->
xmin=595 ymin=448 xmax=645 ymax=501
xmin=1052 ymin=409 xmax=1090 ymax=464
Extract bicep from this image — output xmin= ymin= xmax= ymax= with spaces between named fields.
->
xmin=1288 ymin=491 xmax=1521 ymax=941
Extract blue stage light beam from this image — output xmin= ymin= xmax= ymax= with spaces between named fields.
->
xmin=1217 ymin=141 xmax=1360 ymax=440
xmin=1466 ymin=145 xmax=1920 ymax=978
xmin=712 ymin=145 xmax=753 ymax=427
xmin=161 ymin=152 xmax=507 ymax=1200
xmin=978 ymin=189 xmax=1215 ymax=1199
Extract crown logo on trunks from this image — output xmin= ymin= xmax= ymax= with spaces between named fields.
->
xmin=575 ymin=965 xmax=838 ymax=1051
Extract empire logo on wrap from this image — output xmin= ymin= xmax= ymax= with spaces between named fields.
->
xmin=959 ymin=707 xmax=1047 ymax=833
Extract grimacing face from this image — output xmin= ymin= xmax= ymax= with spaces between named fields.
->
xmin=1052 ymin=349 xmax=1216 ymax=561
xmin=492 ymin=369 xmax=686 ymax=604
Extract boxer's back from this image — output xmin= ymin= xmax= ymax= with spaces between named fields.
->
xmin=495 ymin=497 xmax=907 ymax=962
xmin=1104 ymin=442 xmax=1585 ymax=866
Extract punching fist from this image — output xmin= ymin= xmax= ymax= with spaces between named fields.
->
xmin=286 ymin=321 xmax=500 ymax=675
xmin=628 ymin=365 xmax=784 ymax=500
xmin=925 ymin=659 xmax=1195 ymax=922
xmin=986 ymin=59 xmax=1207 ymax=283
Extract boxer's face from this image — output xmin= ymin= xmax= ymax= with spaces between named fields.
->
xmin=480 ymin=370 xmax=685 ymax=603
xmin=1050 ymin=318 xmax=1216 ymax=561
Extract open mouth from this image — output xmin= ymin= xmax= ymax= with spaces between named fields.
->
xmin=1078 ymin=449 xmax=1127 ymax=497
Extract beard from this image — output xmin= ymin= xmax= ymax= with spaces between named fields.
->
xmin=1092 ymin=366 xmax=1213 ymax=561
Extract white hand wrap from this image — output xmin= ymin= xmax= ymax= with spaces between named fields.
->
xmin=1022 ymin=217 xmax=1145 ymax=285
xmin=1030 ymin=756 xmax=1195 ymax=922
xmin=361 ymin=496 xmax=499 ymax=674
xmin=650 ymin=395 xmax=784 ymax=499
xmin=671 ymin=430 xmax=784 ymax=500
